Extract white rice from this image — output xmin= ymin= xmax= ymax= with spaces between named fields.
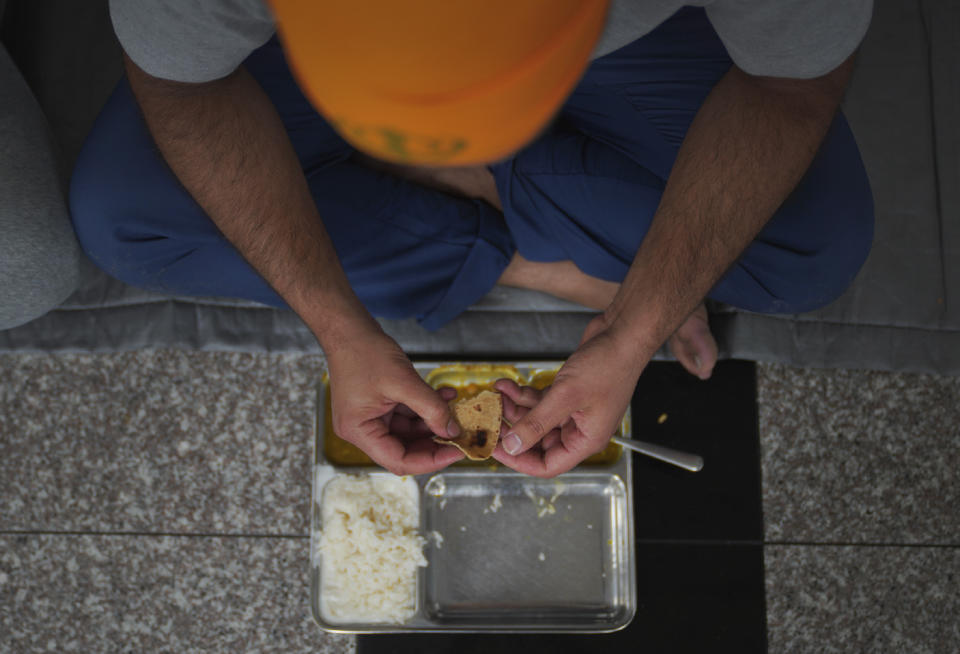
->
xmin=318 ymin=474 xmax=426 ymax=624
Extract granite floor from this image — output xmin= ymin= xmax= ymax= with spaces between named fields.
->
xmin=758 ymin=364 xmax=959 ymax=654
xmin=1 ymin=352 xmax=958 ymax=653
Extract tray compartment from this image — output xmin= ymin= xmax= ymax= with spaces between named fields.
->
xmin=421 ymin=471 xmax=632 ymax=630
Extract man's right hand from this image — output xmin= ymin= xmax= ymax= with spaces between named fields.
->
xmin=325 ymin=328 xmax=464 ymax=476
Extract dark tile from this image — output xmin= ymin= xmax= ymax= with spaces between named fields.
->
xmin=633 ymin=543 xmax=766 ymax=651
xmin=631 ymin=360 xmax=762 ymax=542
xmin=358 ymin=544 xmax=766 ymax=654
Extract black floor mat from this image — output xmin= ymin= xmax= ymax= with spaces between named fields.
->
xmin=359 ymin=360 xmax=766 ymax=653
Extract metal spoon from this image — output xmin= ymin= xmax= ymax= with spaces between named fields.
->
xmin=610 ymin=436 xmax=704 ymax=472
xmin=500 ymin=416 xmax=703 ymax=472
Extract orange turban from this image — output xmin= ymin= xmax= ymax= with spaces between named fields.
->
xmin=268 ymin=0 xmax=608 ymax=165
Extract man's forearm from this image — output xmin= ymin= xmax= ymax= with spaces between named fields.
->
xmin=604 ymin=58 xmax=854 ymax=361
xmin=124 ymin=57 xmax=377 ymax=349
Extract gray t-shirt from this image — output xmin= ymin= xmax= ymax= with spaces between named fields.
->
xmin=111 ymin=0 xmax=873 ymax=83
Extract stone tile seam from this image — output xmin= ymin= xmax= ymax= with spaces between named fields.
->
xmin=765 ymin=540 xmax=960 ymax=549
xmin=0 ymin=532 xmax=763 ymax=546
xmin=0 ymin=531 xmax=762 ymax=544
xmin=2 ymin=532 xmax=957 ymax=549
xmin=0 ymin=529 xmax=308 ymax=539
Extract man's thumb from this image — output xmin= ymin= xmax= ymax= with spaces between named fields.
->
xmin=501 ymin=390 xmax=567 ymax=455
xmin=400 ymin=380 xmax=458 ymax=438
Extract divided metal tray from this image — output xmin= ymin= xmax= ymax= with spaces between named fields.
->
xmin=310 ymin=361 xmax=636 ymax=633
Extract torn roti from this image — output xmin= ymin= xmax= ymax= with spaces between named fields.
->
xmin=433 ymin=390 xmax=502 ymax=460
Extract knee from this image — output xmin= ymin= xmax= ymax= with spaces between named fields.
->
xmin=762 ymin=199 xmax=875 ymax=314
xmin=68 ymin=86 xmax=167 ymax=289
xmin=70 ymin=169 xmax=175 ymax=293
xmin=757 ymin=113 xmax=876 ymax=313
xmin=68 ymin=147 xmax=134 ymax=283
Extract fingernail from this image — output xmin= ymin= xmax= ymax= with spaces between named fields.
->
xmin=693 ymin=355 xmax=702 ymax=371
xmin=503 ymin=433 xmax=522 ymax=455
xmin=446 ymin=419 xmax=460 ymax=437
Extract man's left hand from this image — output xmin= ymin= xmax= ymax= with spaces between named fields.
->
xmin=493 ymin=315 xmax=645 ymax=477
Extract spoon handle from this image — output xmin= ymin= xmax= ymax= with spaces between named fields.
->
xmin=611 ymin=436 xmax=704 ymax=472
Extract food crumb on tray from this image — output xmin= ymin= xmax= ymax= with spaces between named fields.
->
xmin=425 ymin=475 xmax=446 ymax=497
xmin=523 ymin=482 xmax=565 ymax=518
xmin=483 ymin=492 xmax=503 ymax=515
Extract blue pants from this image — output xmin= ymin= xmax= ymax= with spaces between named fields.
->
xmin=70 ymin=8 xmax=873 ymax=330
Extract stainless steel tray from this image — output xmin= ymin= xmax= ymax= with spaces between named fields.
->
xmin=310 ymin=361 xmax=636 ymax=634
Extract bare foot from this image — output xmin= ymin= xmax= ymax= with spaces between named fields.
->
xmin=497 ymin=253 xmax=618 ymax=310
xmin=500 ymin=253 xmax=716 ymax=379
xmin=667 ymin=303 xmax=717 ymax=380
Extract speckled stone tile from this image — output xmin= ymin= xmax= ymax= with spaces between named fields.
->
xmin=758 ymin=364 xmax=960 ymax=544
xmin=0 ymin=351 xmax=324 ymax=533
xmin=765 ymin=545 xmax=959 ymax=654
xmin=0 ymin=534 xmax=353 ymax=653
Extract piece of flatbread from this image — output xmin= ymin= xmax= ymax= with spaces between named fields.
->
xmin=433 ymin=390 xmax=502 ymax=460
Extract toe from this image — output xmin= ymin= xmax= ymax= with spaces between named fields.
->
xmin=668 ymin=305 xmax=718 ymax=380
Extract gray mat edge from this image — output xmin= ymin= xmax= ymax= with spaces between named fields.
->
xmin=1 ymin=301 xmax=957 ymax=377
